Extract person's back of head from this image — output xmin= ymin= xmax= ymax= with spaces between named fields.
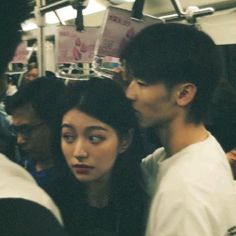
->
xmin=0 ymin=0 xmax=33 ymax=77
xmin=121 ymin=23 xmax=222 ymax=124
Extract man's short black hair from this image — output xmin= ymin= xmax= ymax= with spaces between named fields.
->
xmin=121 ymin=23 xmax=222 ymax=124
xmin=0 ymin=0 xmax=33 ymax=76
xmin=5 ymin=76 xmax=65 ymax=128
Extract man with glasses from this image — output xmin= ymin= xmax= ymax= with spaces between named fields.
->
xmin=6 ymin=76 xmax=65 ymax=188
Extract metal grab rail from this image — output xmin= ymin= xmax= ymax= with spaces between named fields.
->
xmin=158 ymin=0 xmax=236 ymax=22
xmin=40 ymin=0 xmax=71 ymax=14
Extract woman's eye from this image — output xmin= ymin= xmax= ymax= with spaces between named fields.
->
xmin=89 ymin=135 xmax=105 ymax=144
xmin=62 ymin=133 xmax=75 ymax=143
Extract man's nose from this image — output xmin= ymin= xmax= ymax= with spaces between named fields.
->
xmin=126 ymin=80 xmax=137 ymax=101
xmin=16 ymin=133 xmax=27 ymax=145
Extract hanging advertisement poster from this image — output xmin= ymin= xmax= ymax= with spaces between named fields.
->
xmin=56 ymin=26 xmax=99 ymax=64
xmin=95 ymin=6 xmax=163 ymax=58
xmin=11 ymin=41 xmax=28 ymax=64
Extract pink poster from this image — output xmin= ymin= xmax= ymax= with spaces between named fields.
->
xmin=56 ymin=26 xmax=99 ymax=64
xmin=12 ymin=41 xmax=28 ymax=64
xmin=96 ymin=7 xmax=162 ymax=58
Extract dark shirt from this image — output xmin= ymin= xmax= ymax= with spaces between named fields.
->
xmin=23 ymin=160 xmax=57 ymax=188
xmin=46 ymin=177 xmax=149 ymax=236
xmin=0 ymin=198 xmax=68 ymax=236
xmin=65 ymin=204 xmax=119 ymax=236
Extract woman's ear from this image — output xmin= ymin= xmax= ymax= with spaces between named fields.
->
xmin=118 ymin=129 xmax=133 ymax=154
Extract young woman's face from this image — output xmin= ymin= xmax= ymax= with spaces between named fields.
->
xmin=61 ymin=108 xmax=121 ymax=184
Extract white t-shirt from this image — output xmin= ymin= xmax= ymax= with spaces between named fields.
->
xmin=0 ymin=153 xmax=63 ymax=225
xmin=142 ymin=134 xmax=236 ymax=236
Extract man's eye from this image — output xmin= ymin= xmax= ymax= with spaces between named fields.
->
xmin=62 ymin=133 xmax=75 ymax=143
xmin=136 ymin=80 xmax=148 ymax=86
xmin=89 ymin=136 xmax=105 ymax=144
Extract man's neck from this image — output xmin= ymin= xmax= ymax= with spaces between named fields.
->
xmin=155 ymin=118 xmax=208 ymax=157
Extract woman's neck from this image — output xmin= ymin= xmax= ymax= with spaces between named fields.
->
xmin=85 ymin=178 xmax=111 ymax=209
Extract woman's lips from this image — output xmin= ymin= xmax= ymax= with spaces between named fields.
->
xmin=72 ymin=164 xmax=94 ymax=174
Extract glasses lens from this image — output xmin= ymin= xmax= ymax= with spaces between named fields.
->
xmin=12 ymin=126 xmax=31 ymax=137
xmin=12 ymin=122 xmax=44 ymax=138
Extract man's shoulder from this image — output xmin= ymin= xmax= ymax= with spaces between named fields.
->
xmin=142 ymin=147 xmax=166 ymax=165
xmin=141 ymin=147 xmax=165 ymax=196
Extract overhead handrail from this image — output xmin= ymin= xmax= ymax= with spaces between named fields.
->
xmin=159 ymin=0 xmax=236 ymax=23
xmin=40 ymin=0 xmax=71 ymax=14
xmin=169 ymin=0 xmax=214 ymax=23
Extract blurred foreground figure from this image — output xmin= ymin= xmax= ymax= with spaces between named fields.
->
xmin=0 ymin=1 xmax=67 ymax=235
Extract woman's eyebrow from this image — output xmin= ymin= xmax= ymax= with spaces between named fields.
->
xmin=61 ymin=124 xmax=108 ymax=132
xmin=86 ymin=126 xmax=108 ymax=132
xmin=61 ymin=123 xmax=73 ymax=129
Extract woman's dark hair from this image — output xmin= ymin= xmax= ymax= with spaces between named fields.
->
xmin=52 ymin=77 xmax=148 ymax=236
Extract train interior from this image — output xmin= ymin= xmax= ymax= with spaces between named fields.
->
xmin=5 ymin=0 xmax=236 ymax=87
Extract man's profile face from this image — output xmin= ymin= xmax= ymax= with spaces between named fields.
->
xmin=11 ymin=103 xmax=52 ymax=162
xmin=124 ymin=72 xmax=179 ymax=128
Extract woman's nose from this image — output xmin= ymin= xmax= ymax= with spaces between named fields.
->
xmin=73 ymin=139 xmax=88 ymax=161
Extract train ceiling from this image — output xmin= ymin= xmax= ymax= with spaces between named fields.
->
xmin=40 ymin=0 xmax=236 ymax=16
xmin=24 ymin=0 xmax=236 ymax=45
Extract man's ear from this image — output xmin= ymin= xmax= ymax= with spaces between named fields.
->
xmin=175 ymin=83 xmax=197 ymax=106
xmin=118 ymin=129 xmax=133 ymax=154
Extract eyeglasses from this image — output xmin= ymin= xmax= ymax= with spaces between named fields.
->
xmin=12 ymin=122 xmax=44 ymax=138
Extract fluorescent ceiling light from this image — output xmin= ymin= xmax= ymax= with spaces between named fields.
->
xmin=21 ymin=20 xmax=38 ymax=31
xmin=45 ymin=11 xmax=61 ymax=24
xmin=110 ymin=0 xmax=135 ymax=3
xmin=56 ymin=0 xmax=106 ymax=21
xmin=83 ymin=0 xmax=106 ymax=15
xmin=22 ymin=0 xmax=108 ymax=31
xmin=55 ymin=6 xmax=77 ymax=22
